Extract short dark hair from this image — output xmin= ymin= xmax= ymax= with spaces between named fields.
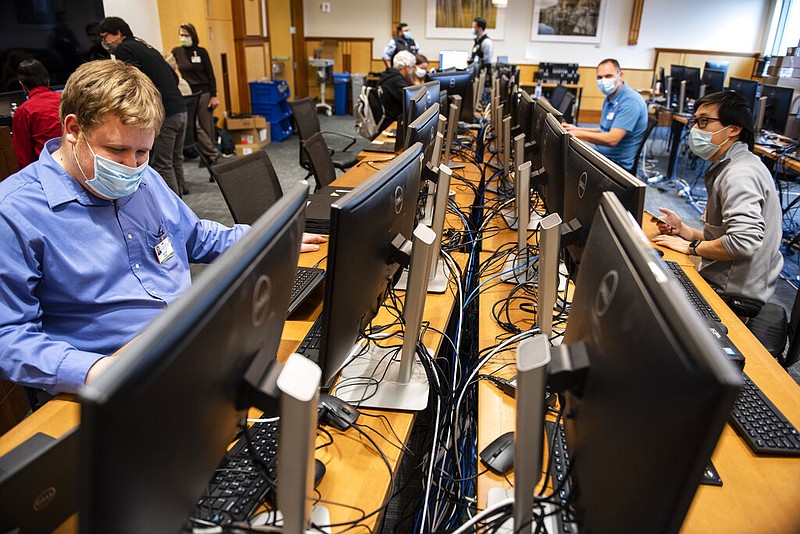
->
xmin=415 ymin=53 xmax=428 ymax=65
xmin=17 ymin=59 xmax=50 ymax=90
xmin=397 ymin=22 xmax=408 ymax=33
xmin=473 ymin=17 xmax=487 ymax=30
xmin=598 ymin=58 xmax=621 ymax=72
xmin=98 ymin=16 xmax=133 ymax=38
xmin=179 ymin=22 xmax=200 ymax=47
xmin=694 ymin=90 xmax=755 ymax=150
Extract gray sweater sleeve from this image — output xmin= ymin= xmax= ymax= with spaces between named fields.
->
xmin=717 ymin=161 xmax=768 ymax=259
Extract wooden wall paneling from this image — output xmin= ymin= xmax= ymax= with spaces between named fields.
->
xmin=246 ymin=45 xmax=269 ymax=80
xmin=629 ymin=0 xmax=644 ymax=45
xmin=267 ymin=0 xmax=296 ymax=98
xmin=208 ymin=0 xmax=233 ymax=20
xmin=654 ymin=49 xmax=759 ymax=87
xmin=231 ymin=0 xmax=251 ymax=112
xmin=244 ymin=0 xmax=261 ymax=35
xmin=208 ymin=18 xmax=241 ymax=114
xmin=291 ymin=0 xmax=309 ymax=98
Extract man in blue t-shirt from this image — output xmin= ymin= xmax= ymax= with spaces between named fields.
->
xmin=564 ymin=58 xmax=648 ymax=172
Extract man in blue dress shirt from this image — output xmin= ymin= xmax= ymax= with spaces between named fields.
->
xmin=0 ymin=60 xmax=323 ymax=395
xmin=564 ymin=58 xmax=648 ymax=172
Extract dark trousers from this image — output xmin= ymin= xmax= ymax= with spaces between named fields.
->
xmin=151 ymin=111 xmax=187 ymax=196
xmin=196 ymin=92 xmax=219 ymax=160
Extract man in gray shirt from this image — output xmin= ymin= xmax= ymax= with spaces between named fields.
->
xmin=652 ymin=91 xmax=782 ymax=314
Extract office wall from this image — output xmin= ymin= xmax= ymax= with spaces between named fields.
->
xmin=303 ymin=0 xmax=392 ymax=43
xmin=104 ymin=0 xmax=164 ymax=51
xmin=305 ymin=0 xmax=773 ymax=69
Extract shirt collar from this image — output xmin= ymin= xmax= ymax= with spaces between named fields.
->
xmin=39 ymin=139 xmax=114 ymax=209
xmin=26 ymin=86 xmax=52 ymax=98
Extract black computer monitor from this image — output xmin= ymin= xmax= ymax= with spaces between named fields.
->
xmin=557 ymin=191 xmax=741 ymax=532
xmin=701 ymin=68 xmax=725 ymax=95
xmin=0 ymin=89 xmax=26 ymax=116
xmin=529 ymin=97 xmax=564 ymax=171
xmin=79 ymin=186 xmax=307 ymax=533
xmin=536 ymin=113 xmax=568 ymax=218
xmin=668 ymin=65 xmax=685 ymax=106
xmin=428 ymin=69 xmax=475 ymax=122
xmin=405 ymin=102 xmax=440 ymax=182
xmin=728 ymin=77 xmax=759 ymax=112
xmin=682 ymin=66 xmax=702 ymax=100
xmin=396 ymin=85 xmax=429 ymax=152
xmin=562 ymin=136 xmax=645 ymax=270
xmin=704 ymin=60 xmax=729 ymax=81
xmin=511 ymin=90 xmax=535 ymax=159
xmin=759 ymin=84 xmax=795 ymax=134
xmin=314 ymin=144 xmax=424 ymax=388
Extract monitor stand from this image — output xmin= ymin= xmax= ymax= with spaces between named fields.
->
xmin=335 ymin=225 xmax=435 ymax=411
xmin=502 ymin=134 xmax=541 ymax=231
xmin=397 ymin=165 xmax=454 ymax=294
xmin=502 ymin=162 xmax=537 ymax=285
xmin=485 ymin=334 xmax=551 ymax=533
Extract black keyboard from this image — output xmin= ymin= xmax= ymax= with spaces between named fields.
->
xmin=544 ymin=421 xmax=578 ymax=533
xmin=296 ymin=315 xmax=323 ymax=364
xmin=193 ymin=420 xmax=280 ymax=526
xmin=289 ymin=267 xmax=325 ymax=316
xmin=663 ymin=260 xmax=721 ymax=322
xmin=729 ymin=373 xmax=800 ymax=456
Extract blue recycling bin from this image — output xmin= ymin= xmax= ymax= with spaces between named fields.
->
xmin=333 ymin=72 xmax=350 ymax=116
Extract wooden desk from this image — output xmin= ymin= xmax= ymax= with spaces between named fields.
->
xmin=755 ymin=142 xmax=800 ymax=174
xmin=477 ymin=217 xmax=800 ymax=532
xmin=0 ymin=157 xmax=469 ymax=533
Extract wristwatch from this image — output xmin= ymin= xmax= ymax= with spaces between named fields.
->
xmin=688 ymin=239 xmax=702 ymax=256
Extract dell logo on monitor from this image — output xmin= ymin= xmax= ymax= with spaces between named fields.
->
xmin=251 ymin=275 xmax=272 ymax=327
xmin=33 ymin=487 xmax=57 ymax=511
xmin=595 ymin=270 xmax=618 ymax=317
xmin=394 ymin=186 xmax=404 ymax=214
xmin=577 ymin=172 xmax=588 ymax=199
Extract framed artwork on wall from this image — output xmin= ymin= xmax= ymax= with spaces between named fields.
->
xmin=531 ymin=0 xmax=607 ymax=44
xmin=425 ymin=0 xmax=506 ymax=40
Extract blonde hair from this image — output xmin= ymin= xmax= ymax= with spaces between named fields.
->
xmin=59 ymin=60 xmax=164 ymax=133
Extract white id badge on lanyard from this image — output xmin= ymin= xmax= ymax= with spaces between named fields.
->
xmin=191 ymin=52 xmax=201 ymax=64
xmin=154 ymin=236 xmax=175 ymax=264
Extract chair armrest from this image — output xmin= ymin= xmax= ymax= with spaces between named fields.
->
xmin=321 ymin=131 xmax=357 ymax=152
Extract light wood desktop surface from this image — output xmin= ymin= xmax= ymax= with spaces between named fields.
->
xmin=476 ymin=214 xmax=800 ymax=532
xmin=0 ymin=156 xmax=470 ymax=533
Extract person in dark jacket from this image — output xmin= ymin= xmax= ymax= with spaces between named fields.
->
xmin=172 ymin=22 xmax=226 ymax=163
xmin=377 ymin=50 xmax=416 ymax=134
xmin=98 ymin=16 xmax=189 ymax=197
xmin=381 ymin=22 xmax=420 ymax=69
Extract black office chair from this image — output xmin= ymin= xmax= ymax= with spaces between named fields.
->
xmin=747 ymin=285 xmax=800 ymax=368
xmin=302 ymin=132 xmax=338 ymax=190
xmin=557 ymin=91 xmax=576 ymax=124
xmin=182 ymin=93 xmax=214 ymax=182
xmin=548 ymin=84 xmax=569 ymax=109
xmin=288 ymin=97 xmax=357 ymax=176
xmin=631 ymin=116 xmax=658 ymax=178
xmin=208 ymin=150 xmax=283 ymax=225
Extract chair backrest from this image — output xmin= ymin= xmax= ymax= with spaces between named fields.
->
xmin=557 ymin=91 xmax=575 ymax=124
xmin=183 ymin=92 xmax=202 ymax=152
xmin=303 ymin=132 xmax=337 ymax=189
xmin=288 ymin=98 xmax=321 ymax=169
xmin=209 ymin=150 xmax=283 ymax=225
xmin=549 ymin=84 xmax=569 ymax=109
xmin=631 ymin=115 xmax=658 ymax=177
xmin=785 ymin=286 xmax=800 ymax=368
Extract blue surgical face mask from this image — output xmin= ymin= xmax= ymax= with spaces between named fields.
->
xmin=472 ymin=29 xmax=478 ymax=37
xmin=403 ymin=31 xmax=411 ymax=40
xmin=75 ymin=140 xmax=148 ymax=199
xmin=687 ymin=126 xmax=730 ymax=160
xmin=596 ymin=77 xmax=618 ymax=95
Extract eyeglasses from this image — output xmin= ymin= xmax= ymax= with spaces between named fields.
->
xmin=688 ymin=116 xmax=721 ymax=129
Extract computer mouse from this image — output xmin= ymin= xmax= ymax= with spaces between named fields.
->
xmin=314 ymin=459 xmax=326 ymax=487
xmin=479 ymin=431 xmax=515 ymax=475
xmin=318 ymin=394 xmax=361 ymax=430
xmin=654 ymin=247 xmax=665 ymax=257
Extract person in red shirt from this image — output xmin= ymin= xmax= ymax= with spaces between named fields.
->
xmin=12 ymin=59 xmax=63 ymax=169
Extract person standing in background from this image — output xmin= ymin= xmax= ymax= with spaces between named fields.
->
xmin=171 ymin=23 xmax=227 ymax=164
xmin=12 ymin=59 xmax=62 ymax=169
xmin=98 ymin=16 xmax=188 ymax=197
xmin=469 ymin=17 xmax=493 ymax=69
xmin=382 ymin=23 xmax=420 ymax=69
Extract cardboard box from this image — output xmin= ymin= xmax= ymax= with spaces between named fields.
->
xmin=234 ymin=139 xmax=270 ymax=157
xmin=229 ymin=126 xmax=270 ymax=146
xmin=225 ymin=115 xmax=268 ymax=130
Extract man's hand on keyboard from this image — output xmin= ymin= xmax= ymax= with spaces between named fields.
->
xmin=301 ymin=232 xmax=327 ymax=253
xmin=652 ymin=234 xmax=691 ymax=255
